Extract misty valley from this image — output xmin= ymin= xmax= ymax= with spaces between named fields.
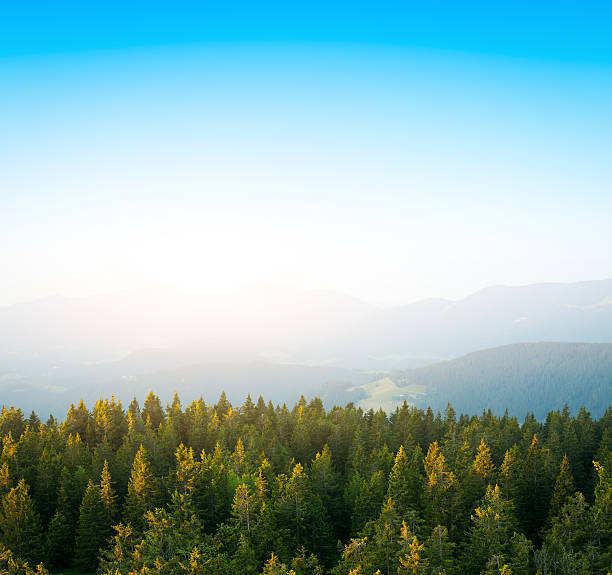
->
xmin=0 ymin=281 xmax=611 ymax=574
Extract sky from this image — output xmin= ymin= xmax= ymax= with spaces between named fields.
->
xmin=1 ymin=1 xmax=611 ymax=307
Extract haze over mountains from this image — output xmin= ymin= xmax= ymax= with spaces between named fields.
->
xmin=1 ymin=278 xmax=611 ymax=417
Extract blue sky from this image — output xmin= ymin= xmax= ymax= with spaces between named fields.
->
xmin=1 ymin=2 xmax=611 ymax=306
xmin=2 ymin=1 xmax=612 ymax=62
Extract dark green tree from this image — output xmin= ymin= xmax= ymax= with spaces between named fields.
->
xmin=45 ymin=479 xmax=75 ymax=567
xmin=0 ymin=479 xmax=43 ymax=564
xmin=75 ymin=480 xmax=111 ymax=572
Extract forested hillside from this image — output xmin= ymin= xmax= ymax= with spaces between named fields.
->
xmin=396 ymin=342 xmax=612 ymax=419
xmin=0 ymin=393 xmax=610 ymax=574
xmin=324 ymin=343 xmax=612 ymax=419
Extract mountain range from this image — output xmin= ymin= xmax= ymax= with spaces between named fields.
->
xmin=1 ymin=279 xmax=611 ymax=417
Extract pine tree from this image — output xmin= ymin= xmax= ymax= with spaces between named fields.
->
xmin=548 ymin=454 xmax=575 ymax=523
xmin=506 ymin=533 xmax=532 ymax=575
xmin=124 ymin=444 xmax=156 ymax=532
xmin=229 ymin=534 xmax=259 ymax=575
xmin=99 ymin=459 xmax=117 ymax=525
xmin=0 ymin=543 xmax=50 ymax=575
xmin=398 ymin=521 xmax=427 ymax=575
xmin=33 ymin=446 xmax=59 ymax=526
xmin=499 ymin=445 xmax=521 ymax=500
xmin=463 ymin=484 xmax=517 ymax=573
xmin=386 ymin=445 xmax=423 ymax=524
xmin=231 ymin=437 xmax=247 ymax=476
xmin=290 ymin=547 xmax=324 ymax=575
xmin=541 ymin=492 xmax=590 ymax=573
xmin=194 ymin=442 xmax=231 ymax=531
xmin=473 ymin=438 xmax=495 ymax=481
xmin=142 ymin=391 xmax=165 ymax=430
xmin=75 ymin=480 xmax=110 ymax=572
xmin=352 ymin=471 xmax=386 ymax=533
xmin=423 ymin=441 xmax=455 ymax=530
xmin=262 ymin=552 xmax=290 ymax=575
xmin=276 ymin=462 xmax=332 ymax=562
xmin=517 ymin=435 xmax=552 ymax=542
xmin=423 ymin=525 xmax=455 ymax=575
xmin=45 ymin=479 xmax=75 ymax=567
xmin=0 ymin=461 xmax=10 ymax=496
xmin=310 ymin=445 xmax=344 ymax=540
xmin=368 ymin=497 xmax=401 ymax=575
xmin=0 ymin=479 xmax=43 ymax=564
xmin=590 ymin=457 xmax=611 ymax=571
xmin=232 ymin=483 xmax=254 ymax=535
xmin=173 ymin=443 xmax=198 ymax=496
xmin=62 ymin=400 xmax=91 ymax=442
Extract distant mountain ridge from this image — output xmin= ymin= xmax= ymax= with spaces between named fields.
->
xmin=1 ymin=280 xmax=612 ymax=418
xmin=1 ymin=279 xmax=612 ymax=369
xmin=315 ymin=278 xmax=612 ymax=368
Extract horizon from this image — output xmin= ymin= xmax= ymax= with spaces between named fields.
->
xmin=2 ymin=3 xmax=612 ymax=307
xmin=2 ymin=275 xmax=612 ymax=310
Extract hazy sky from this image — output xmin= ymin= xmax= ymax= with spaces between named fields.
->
xmin=1 ymin=2 xmax=611 ymax=307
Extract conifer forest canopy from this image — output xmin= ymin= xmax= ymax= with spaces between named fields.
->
xmin=0 ymin=392 xmax=610 ymax=575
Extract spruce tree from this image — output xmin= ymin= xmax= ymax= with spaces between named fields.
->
xmin=142 ymin=391 xmax=165 ymax=430
xmin=99 ymin=459 xmax=117 ymax=525
xmin=352 ymin=470 xmax=386 ymax=533
xmin=33 ymin=446 xmax=59 ymax=526
xmin=366 ymin=497 xmax=401 ymax=574
xmin=232 ymin=483 xmax=254 ymax=535
xmin=45 ymin=480 xmax=75 ymax=567
xmin=423 ymin=525 xmax=455 ymax=575
xmin=310 ymin=445 xmax=344 ymax=540
xmin=0 ymin=479 xmax=43 ymax=564
xmin=422 ymin=441 xmax=455 ymax=530
xmin=124 ymin=444 xmax=156 ymax=532
xmin=397 ymin=521 xmax=428 ymax=575
xmin=463 ymin=484 xmax=517 ymax=573
xmin=548 ymin=454 xmax=575 ymax=522
xmin=590 ymin=457 xmax=611 ymax=571
xmin=386 ymin=445 xmax=423 ymax=526
xmin=0 ymin=461 xmax=10 ymax=496
xmin=473 ymin=438 xmax=495 ymax=481
xmin=75 ymin=480 xmax=109 ymax=572
xmin=517 ymin=435 xmax=552 ymax=542
xmin=499 ymin=445 xmax=521 ymax=500
xmin=173 ymin=443 xmax=198 ymax=496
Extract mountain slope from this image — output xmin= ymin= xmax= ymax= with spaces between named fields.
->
xmin=324 ymin=342 xmax=612 ymax=418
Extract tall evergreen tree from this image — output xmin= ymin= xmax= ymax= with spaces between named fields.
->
xmin=386 ymin=445 xmax=423 ymax=526
xmin=100 ymin=459 xmax=117 ymax=525
xmin=463 ymin=484 xmax=517 ymax=574
xmin=310 ymin=445 xmax=344 ymax=540
xmin=75 ymin=480 xmax=111 ymax=572
xmin=423 ymin=441 xmax=455 ymax=530
xmin=517 ymin=435 xmax=552 ymax=542
xmin=45 ymin=480 xmax=74 ymax=568
xmin=548 ymin=454 xmax=575 ymax=523
xmin=0 ymin=479 xmax=43 ymax=564
xmin=397 ymin=521 xmax=428 ymax=575
xmin=142 ymin=391 xmax=165 ymax=430
xmin=423 ymin=525 xmax=455 ymax=575
xmin=124 ymin=444 xmax=156 ymax=532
